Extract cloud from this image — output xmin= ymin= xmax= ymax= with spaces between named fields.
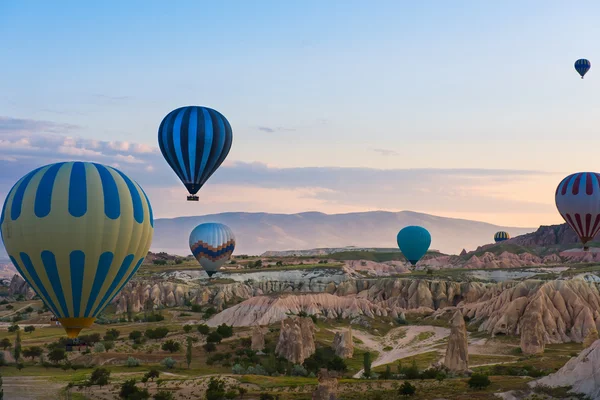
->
xmin=257 ymin=126 xmax=296 ymax=133
xmin=0 ymin=122 xmax=564 ymax=227
xmin=0 ymin=116 xmax=79 ymax=134
xmin=372 ymin=148 xmax=399 ymax=156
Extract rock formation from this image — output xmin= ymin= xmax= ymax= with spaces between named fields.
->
xmin=519 ymin=296 xmax=545 ymax=354
xmin=8 ymin=274 xmax=35 ymax=299
xmin=583 ymin=328 xmax=598 ymax=348
xmin=251 ymin=325 xmax=265 ymax=351
xmin=275 ymin=316 xmax=315 ymax=364
xmin=531 ymin=339 xmax=600 ymax=399
xmin=332 ymin=329 xmax=354 ymax=359
xmin=444 ymin=310 xmax=468 ymax=372
xmin=312 ymin=369 xmax=338 ymax=400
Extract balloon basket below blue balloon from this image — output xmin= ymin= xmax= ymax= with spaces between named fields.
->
xmin=187 ymin=195 xmax=199 ymax=201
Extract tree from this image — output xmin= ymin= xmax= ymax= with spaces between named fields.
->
xmin=5 ymin=305 xmax=13 ymax=310
xmin=89 ymin=368 xmax=111 ymax=387
xmin=24 ymin=306 xmax=34 ymax=313
xmin=197 ymin=324 xmax=210 ymax=335
xmin=468 ymin=373 xmax=491 ymax=389
xmin=0 ymin=339 xmax=11 ymax=350
xmin=23 ymin=326 xmax=35 ymax=334
xmin=145 ymin=327 xmax=169 ymax=340
xmin=203 ymin=307 xmax=217 ymax=319
xmin=7 ymin=325 xmax=19 ymax=333
xmin=119 ymin=379 xmax=149 ymax=399
xmin=129 ymin=330 xmax=143 ymax=341
xmin=203 ymin=343 xmax=216 ymax=353
xmin=206 ymin=332 xmax=222 ymax=344
xmin=144 ymin=369 xmax=160 ymax=382
xmin=48 ymin=348 xmax=66 ymax=364
xmin=161 ymin=357 xmax=176 ymax=369
xmin=103 ymin=340 xmax=114 ymax=352
xmin=93 ymin=342 xmax=105 ymax=353
xmin=205 ymin=377 xmax=226 ymax=400
xmin=183 ymin=325 xmax=193 ymax=333
xmin=186 ymin=337 xmax=193 ymax=369
xmin=363 ymin=352 xmax=372 ymax=378
xmin=13 ymin=330 xmax=22 ymax=361
xmin=154 ymin=391 xmax=174 ymax=400
xmin=104 ymin=328 xmax=120 ymax=341
xmin=216 ymin=324 xmax=233 ymax=338
xmin=254 ymin=259 xmax=263 ymax=268
xmin=191 ymin=304 xmax=202 ymax=313
xmin=23 ymin=346 xmax=43 ymax=361
xmin=161 ymin=340 xmax=181 ymax=353
xmin=398 ymin=381 xmax=416 ymax=396
xmin=238 ymin=387 xmax=247 ymax=398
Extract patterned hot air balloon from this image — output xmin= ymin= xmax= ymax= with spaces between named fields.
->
xmin=494 ymin=231 xmax=510 ymax=243
xmin=158 ymin=106 xmax=233 ymax=201
xmin=189 ymin=223 xmax=235 ymax=277
xmin=555 ymin=172 xmax=600 ymax=251
xmin=396 ymin=226 xmax=431 ymax=266
xmin=575 ymin=59 xmax=591 ymax=79
xmin=0 ymin=162 xmax=154 ymax=337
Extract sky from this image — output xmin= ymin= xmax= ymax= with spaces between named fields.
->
xmin=1 ymin=0 xmax=599 ymax=227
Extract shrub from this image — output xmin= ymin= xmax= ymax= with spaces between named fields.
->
xmin=259 ymin=394 xmax=274 ymax=400
xmin=203 ymin=343 xmax=216 ymax=353
xmin=206 ymin=377 xmax=226 ymax=400
xmin=90 ymin=368 xmax=110 ymax=386
xmin=7 ymin=325 xmax=19 ymax=333
xmin=23 ymin=326 xmax=35 ymax=334
xmin=119 ymin=379 xmax=149 ymax=399
xmin=129 ymin=330 xmax=142 ymax=341
xmin=232 ymin=364 xmax=246 ymax=374
xmin=399 ymin=381 xmax=416 ymax=396
xmin=104 ymin=328 xmax=120 ymax=341
xmin=197 ymin=324 xmax=210 ymax=335
xmin=216 ymin=324 xmax=233 ymax=338
xmin=183 ymin=325 xmax=193 ymax=333
xmin=154 ymin=391 xmax=174 ymax=400
xmin=203 ymin=307 xmax=217 ymax=319
xmin=93 ymin=342 xmax=105 ymax=353
xmin=468 ymin=373 xmax=491 ymax=389
xmin=207 ymin=332 xmax=223 ymax=344
xmin=126 ymin=357 xmax=141 ymax=367
xmin=161 ymin=357 xmax=176 ymax=369
xmin=291 ymin=364 xmax=308 ymax=377
xmin=161 ymin=340 xmax=181 ymax=353
xmin=144 ymin=369 xmax=160 ymax=381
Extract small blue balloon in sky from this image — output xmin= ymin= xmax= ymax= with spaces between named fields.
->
xmin=575 ymin=59 xmax=591 ymax=79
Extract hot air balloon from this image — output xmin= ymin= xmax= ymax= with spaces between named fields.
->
xmin=158 ymin=106 xmax=233 ymax=201
xmin=555 ymin=172 xmax=600 ymax=251
xmin=0 ymin=162 xmax=154 ymax=337
xmin=575 ymin=59 xmax=591 ymax=79
xmin=494 ymin=231 xmax=510 ymax=243
xmin=396 ymin=226 xmax=431 ymax=266
xmin=189 ymin=223 xmax=235 ymax=277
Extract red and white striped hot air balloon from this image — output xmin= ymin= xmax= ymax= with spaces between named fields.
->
xmin=555 ymin=172 xmax=600 ymax=251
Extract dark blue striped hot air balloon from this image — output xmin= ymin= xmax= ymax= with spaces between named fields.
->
xmin=494 ymin=231 xmax=510 ymax=243
xmin=158 ymin=106 xmax=233 ymax=201
xmin=575 ymin=59 xmax=591 ymax=79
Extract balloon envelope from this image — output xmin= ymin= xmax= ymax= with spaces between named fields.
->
xmin=494 ymin=231 xmax=510 ymax=243
xmin=575 ymin=59 xmax=591 ymax=78
xmin=396 ymin=226 xmax=431 ymax=266
xmin=158 ymin=106 xmax=233 ymax=196
xmin=189 ymin=223 xmax=235 ymax=277
xmin=555 ymin=172 xmax=600 ymax=248
xmin=0 ymin=162 xmax=154 ymax=337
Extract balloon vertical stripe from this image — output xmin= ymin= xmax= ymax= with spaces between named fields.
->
xmin=35 ymin=163 xmax=64 ymax=218
xmin=158 ymin=106 xmax=232 ymax=196
xmin=85 ymin=252 xmax=114 ymax=317
xmin=94 ymin=163 xmax=121 ymax=219
xmin=70 ymin=251 xmax=85 ymax=317
xmin=91 ymin=254 xmax=134 ymax=317
xmin=18 ymin=253 xmax=61 ymax=317
xmin=11 ymin=167 xmax=44 ymax=221
xmin=69 ymin=162 xmax=88 ymax=217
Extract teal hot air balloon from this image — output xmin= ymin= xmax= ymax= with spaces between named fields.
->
xmin=397 ymin=226 xmax=431 ymax=266
xmin=189 ymin=223 xmax=235 ymax=277
xmin=158 ymin=106 xmax=233 ymax=201
xmin=0 ymin=162 xmax=154 ymax=337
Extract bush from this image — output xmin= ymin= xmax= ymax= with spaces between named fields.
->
xmin=203 ymin=307 xmax=217 ymax=319
xmin=104 ymin=328 xmax=120 ymax=341
xmin=203 ymin=343 xmax=217 ymax=353
xmin=126 ymin=357 xmax=141 ymax=367
xmin=144 ymin=369 xmax=160 ymax=381
xmin=129 ymin=331 xmax=142 ymax=341
xmin=303 ymin=347 xmax=348 ymax=374
xmin=103 ymin=341 xmax=114 ymax=352
xmin=5 ymin=304 xmax=13 ymax=310
xmin=7 ymin=325 xmax=19 ymax=333
xmin=232 ymin=364 xmax=246 ymax=374
xmin=48 ymin=348 xmax=66 ymax=364
xmin=206 ymin=377 xmax=226 ymax=400
xmin=468 ymin=373 xmax=491 ymax=389
xmin=89 ymin=368 xmax=110 ymax=386
xmin=93 ymin=342 xmax=105 ymax=353
xmin=399 ymin=381 xmax=416 ymax=396
xmin=161 ymin=357 xmax=176 ymax=369
xmin=153 ymin=259 xmax=167 ymax=265
xmin=259 ymin=394 xmax=274 ymax=400
xmin=207 ymin=332 xmax=223 ymax=344
xmin=216 ymin=324 xmax=233 ymax=338
xmin=145 ymin=327 xmax=169 ymax=340
xmin=183 ymin=325 xmax=193 ymax=333
xmin=79 ymin=333 xmax=101 ymax=344
xmin=161 ymin=340 xmax=181 ymax=353
xmin=291 ymin=364 xmax=308 ymax=377
xmin=24 ymin=325 xmax=35 ymax=334
xmin=154 ymin=391 xmax=174 ymax=400
xmin=119 ymin=379 xmax=149 ymax=399
xmin=191 ymin=304 xmax=202 ymax=313
xmin=197 ymin=324 xmax=210 ymax=335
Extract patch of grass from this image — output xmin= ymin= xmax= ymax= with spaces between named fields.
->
xmin=374 ymin=350 xmax=441 ymax=372
xmin=469 ymin=354 xmax=519 ymax=366
xmin=239 ymin=375 xmax=317 ymax=388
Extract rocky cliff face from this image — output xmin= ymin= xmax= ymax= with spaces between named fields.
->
xmin=332 ymin=329 xmax=354 ymax=359
xmin=444 ymin=310 xmax=469 ymax=372
xmin=251 ymin=325 xmax=265 ymax=351
xmin=275 ymin=317 xmax=316 ymax=364
xmin=531 ymin=339 xmax=600 ymax=399
xmin=8 ymin=274 xmax=35 ymax=299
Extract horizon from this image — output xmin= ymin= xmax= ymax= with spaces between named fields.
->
xmin=2 ymin=1 xmax=598 ymax=228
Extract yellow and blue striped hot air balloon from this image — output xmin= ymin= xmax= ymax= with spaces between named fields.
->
xmin=0 ymin=162 xmax=154 ymax=338
xmin=494 ymin=231 xmax=510 ymax=243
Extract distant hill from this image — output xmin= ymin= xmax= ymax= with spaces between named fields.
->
xmin=151 ymin=211 xmax=534 ymax=256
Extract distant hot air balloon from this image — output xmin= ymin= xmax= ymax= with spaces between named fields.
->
xmin=555 ymin=172 xmax=600 ymax=251
xmin=158 ymin=106 xmax=233 ymax=201
xmin=0 ymin=162 xmax=154 ymax=338
xmin=575 ymin=59 xmax=591 ymax=79
xmin=396 ymin=226 xmax=431 ymax=266
xmin=494 ymin=231 xmax=510 ymax=243
xmin=189 ymin=223 xmax=235 ymax=277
